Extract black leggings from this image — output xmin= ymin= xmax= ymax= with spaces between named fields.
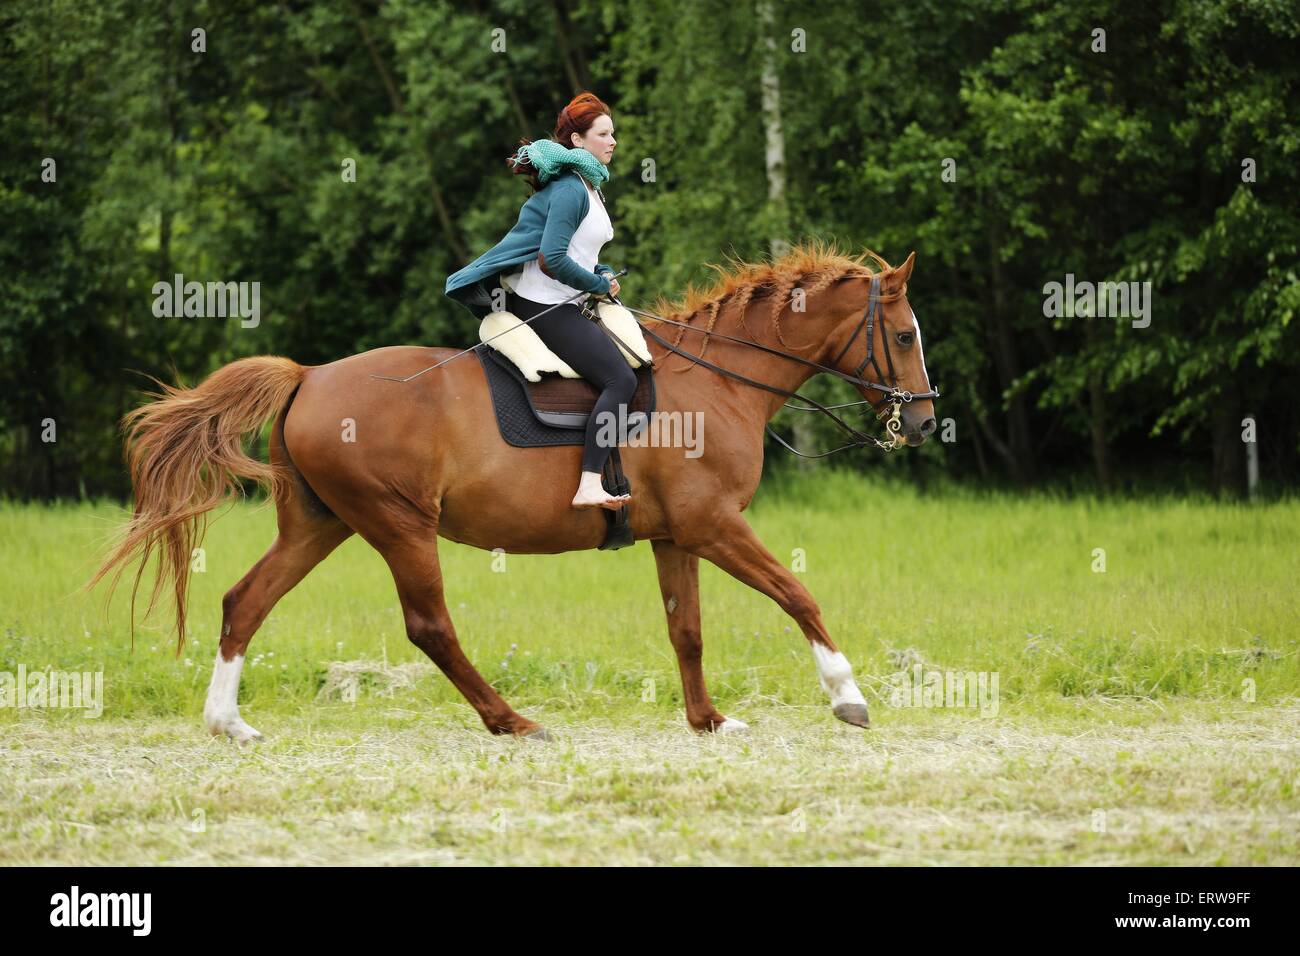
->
xmin=506 ymin=291 xmax=638 ymax=475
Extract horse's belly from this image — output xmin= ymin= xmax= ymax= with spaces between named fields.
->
xmin=436 ymin=503 xmax=610 ymax=553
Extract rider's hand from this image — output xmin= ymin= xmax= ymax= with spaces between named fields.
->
xmin=606 ymin=276 xmax=621 ymax=298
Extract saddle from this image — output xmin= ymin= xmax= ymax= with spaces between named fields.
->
xmin=476 ymin=302 xmax=656 ymax=551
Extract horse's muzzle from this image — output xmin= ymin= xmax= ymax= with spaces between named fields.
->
xmin=905 ymin=416 xmax=937 ymax=447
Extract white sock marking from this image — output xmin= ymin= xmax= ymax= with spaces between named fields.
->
xmin=810 ymin=644 xmax=867 ymax=708
xmin=203 ymin=650 xmax=261 ymax=742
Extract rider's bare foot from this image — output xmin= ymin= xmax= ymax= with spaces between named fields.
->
xmin=572 ymin=470 xmax=631 ymax=511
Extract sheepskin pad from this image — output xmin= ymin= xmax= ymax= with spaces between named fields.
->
xmin=478 ymin=301 xmax=653 ymax=383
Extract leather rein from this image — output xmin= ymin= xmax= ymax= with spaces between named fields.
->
xmin=611 ymin=274 xmax=940 ymax=457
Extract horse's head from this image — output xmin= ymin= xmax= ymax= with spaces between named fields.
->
xmin=820 ymin=252 xmax=937 ymax=447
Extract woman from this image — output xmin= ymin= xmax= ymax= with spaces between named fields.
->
xmin=445 ymin=92 xmax=634 ymax=511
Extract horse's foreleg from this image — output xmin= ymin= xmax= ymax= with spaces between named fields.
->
xmin=651 ymin=540 xmax=744 ymax=735
xmin=680 ymin=515 xmax=871 ymax=728
xmin=205 ymin=517 xmax=353 ymax=742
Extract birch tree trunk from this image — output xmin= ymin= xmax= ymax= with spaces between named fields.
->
xmin=758 ymin=0 xmax=812 ymax=466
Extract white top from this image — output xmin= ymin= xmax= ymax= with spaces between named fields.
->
xmin=509 ymin=178 xmax=613 ymax=304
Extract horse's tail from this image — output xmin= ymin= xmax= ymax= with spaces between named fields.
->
xmin=86 ymin=356 xmax=307 ymax=654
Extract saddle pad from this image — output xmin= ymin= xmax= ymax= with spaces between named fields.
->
xmin=479 ymin=301 xmax=654 ymax=383
xmin=476 ymin=347 xmax=655 ymax=448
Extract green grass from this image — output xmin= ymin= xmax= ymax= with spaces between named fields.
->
xmin=2 ymin=473 xmax=1297 ymax=864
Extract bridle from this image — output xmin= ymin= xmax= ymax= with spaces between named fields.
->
xmin=830 ymin=274 xmax=939 ymax=408
xmin=618 ymin=274 xmax=940 ymax=457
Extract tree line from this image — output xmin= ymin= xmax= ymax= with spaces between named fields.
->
xmin=2 ymin=0 xmax=1296 ymax=499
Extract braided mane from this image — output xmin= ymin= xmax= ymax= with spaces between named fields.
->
xmin=646 ymin=239 xmax=891 ymax=356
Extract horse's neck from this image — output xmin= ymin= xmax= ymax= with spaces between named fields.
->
xmin=654 ymin=302 xmax=823 ymax=425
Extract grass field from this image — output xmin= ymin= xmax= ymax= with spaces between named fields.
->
xmin=2 ymin=470 xmax=1298 ymax=864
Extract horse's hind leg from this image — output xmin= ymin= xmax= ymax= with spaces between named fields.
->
xmin=380 ymin=537 xmax=547 ymax=739
xmin=204 ymin=482 xmax=353 ymax=743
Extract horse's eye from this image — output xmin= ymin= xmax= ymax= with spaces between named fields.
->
xmin=896 ymin=332 xmax=915 ymax=347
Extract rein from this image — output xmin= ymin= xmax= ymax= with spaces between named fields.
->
xmin=373 ymin=267 xmax=939 ymax=458
xmin=628 ymin=305 xmax=900 ymax=455
xmin=616 ymin=274 xmax=939 ymax=457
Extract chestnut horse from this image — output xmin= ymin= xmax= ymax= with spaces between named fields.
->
xmin=89 ymin=244 xmax=937 ymax=741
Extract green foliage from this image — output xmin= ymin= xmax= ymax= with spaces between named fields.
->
xmin=2 ymin=0 xmax=1296 ymax=497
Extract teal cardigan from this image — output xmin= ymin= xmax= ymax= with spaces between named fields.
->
xmin=445 ymin=170 xmax=614 ymax=319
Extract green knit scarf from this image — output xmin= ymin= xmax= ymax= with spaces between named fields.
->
xmin=510 ymin=138 xmax=610 ymax=188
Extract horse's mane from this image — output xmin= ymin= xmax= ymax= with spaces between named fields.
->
xmin=646 ymin=238 xmax=890 ymax=353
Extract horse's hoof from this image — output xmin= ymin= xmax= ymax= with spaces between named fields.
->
xmin=519 ymin=726 xmax=552 ymax=743
xmin=833 ymin=703 xmax=871 ymax=728
xmin=210 ymin=720 xmax=263 ymax=745
xmin=714 ymin=717 xmax=749 ymax=736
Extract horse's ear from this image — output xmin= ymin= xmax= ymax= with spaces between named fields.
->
xmin=886 ymin=251 xmax=916 ymax=290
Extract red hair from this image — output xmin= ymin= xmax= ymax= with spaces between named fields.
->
xmin=508 ymin=91 xmax=611 ymax=193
